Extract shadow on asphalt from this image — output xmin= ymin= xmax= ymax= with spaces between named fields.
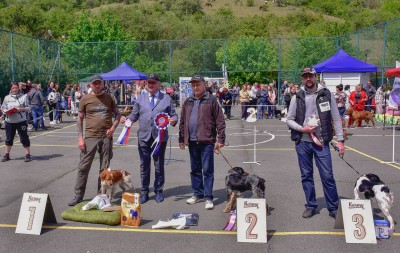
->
xmin=33 ymin=154 xmax=64 ymax=160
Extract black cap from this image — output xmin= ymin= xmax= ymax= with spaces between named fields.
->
xmin=301 ymin=66 xmax=317 ymax=76
xmin=147 ymin=73 xmax=160 ymax=82
xmin=189 ymin=74 xmax=205 ymax=83
xmin=90 ymin=75 xmax=103 ymax=83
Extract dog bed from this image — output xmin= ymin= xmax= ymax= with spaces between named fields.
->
xmin=61 ymin=202 xmax=120 ymax=226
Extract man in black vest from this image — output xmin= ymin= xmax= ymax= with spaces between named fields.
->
xmin=287 ymin=66 xmax=345 ymax=219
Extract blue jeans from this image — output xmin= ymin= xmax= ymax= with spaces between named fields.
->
xmin=268 ymin=102 xmax=275 ymax=118
xmin=31 ymin=105 xmax=45 ymax=130
xmin=295 ymin=141 xmax=339 ymax=213
xmin=338 ymin=107 xmax=345 ymax=118
xmin=257 ymin=102 xmax=267 ymax=119
xmin=188 ymin=142 xmax=215 ymax=200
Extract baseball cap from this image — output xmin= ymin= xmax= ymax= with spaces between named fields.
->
xmin=301 ymin=66 xmax=317 ymax=76
xmin=90 ymin=75 xmax=103 ymax=83
xmin=189 ymin=74 xmax=205 ymax=83
xmin=147 ymin=73 xmax=160 ymax=82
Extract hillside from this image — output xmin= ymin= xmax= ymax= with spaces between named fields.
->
xmin=0 ymin=0 xmax=399 ymax=41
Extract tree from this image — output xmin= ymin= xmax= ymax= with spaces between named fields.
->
xmin=216 ymin=39 xmax=278 ymax=83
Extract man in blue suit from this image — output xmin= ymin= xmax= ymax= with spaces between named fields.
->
xmin=121 ymin=74 xmax=178 ymax=204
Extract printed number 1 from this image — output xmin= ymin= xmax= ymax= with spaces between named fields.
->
xmin=245 ymin=213 xmax=258 ymax=239
xmin=352 ymin=214 xmax=366 ymax=240
xmin=27 ymin=206 xmax=36 ymax=230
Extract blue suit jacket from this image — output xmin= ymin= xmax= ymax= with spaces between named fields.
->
xmin=128 ymin=92 xmax=178 ymax=142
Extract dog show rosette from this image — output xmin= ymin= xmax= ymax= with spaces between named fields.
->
xmin=116 ymin=119 xmax=133 ymax=145
xmin=151 ymin=112 xmax=170 ymax=156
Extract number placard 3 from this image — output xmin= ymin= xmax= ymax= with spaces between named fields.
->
xmin=237 ymin=198 xmax=267 ymax=243
xmin=336 ymin=199 xmax=376 ymax=244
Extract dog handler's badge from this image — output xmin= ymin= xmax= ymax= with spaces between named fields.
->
xmin=319 ymin=101 xmax=331 ymax=112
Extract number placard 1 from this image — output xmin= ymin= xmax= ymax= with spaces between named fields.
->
xmin=15 ymin=193 xmax=57 ymax=235
xmin=334 ymin=199 xmax=376 ymax=244
xmin=236 ymin=198 xmax=267 ymax=243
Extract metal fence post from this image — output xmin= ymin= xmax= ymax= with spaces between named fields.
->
xmin=115 ymin=42 xmax=118 ymax=67
xmin=381 ymin=22 xmax=387 ymax=86
xmin=169 ymin=41 xmax=172 ymax=83
xmin=356 ymin=31 xmax=360 ymax=58
xmin=37 ymin=39 xmax=41 ymax=75
xmin=277 ymin=38 xmax=281 ymax=103
xmin=10 ymin=32 xmax=15 ymax=82
xmin=58 ymin=42 xmax=62 ymax=81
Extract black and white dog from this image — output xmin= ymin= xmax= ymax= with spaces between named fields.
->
xmin=223 ymin=167 xmax=266 ymax=213
xmin=354 ymin=174 xmax=394 ymax=232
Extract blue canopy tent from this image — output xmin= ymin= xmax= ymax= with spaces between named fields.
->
xmin=101 ymin=62 xmax=147 ymax=81
xmin=101 ymin=62 xmax=147 ymax=104
xmin=313 ymin=49 xmax=378 ymax=92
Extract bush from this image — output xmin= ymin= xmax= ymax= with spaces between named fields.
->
xmin=246 ymin=0 xmax=254 ymax=7
xmin=259 ymin=5 xmax=269 ymax=11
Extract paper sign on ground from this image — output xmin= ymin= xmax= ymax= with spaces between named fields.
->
xmin=334 ymin=199 xmax=376 ymax=244
xmin=15 ymin=193 xmax=57 ymax=235
xmin=236 ymin=198 xmax=267 ymax=243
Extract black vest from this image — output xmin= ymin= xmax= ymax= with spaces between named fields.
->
xmin=290 ymin=88 xmax=333 ymax=144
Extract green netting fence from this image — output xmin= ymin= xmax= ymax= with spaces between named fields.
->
xmin=1 ymin=17 xmax=400 ymax=99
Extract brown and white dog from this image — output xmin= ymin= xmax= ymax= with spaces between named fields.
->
xmin=345 ymin=108 xmax=375 ymax=128
xmin=99 ymin=168 xmax=134 ymax=201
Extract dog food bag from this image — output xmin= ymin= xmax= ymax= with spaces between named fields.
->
xmin=121 ymin=192 xmax=141 ymax=227
xmin=374 ymin=220 xmax=390 ymax=239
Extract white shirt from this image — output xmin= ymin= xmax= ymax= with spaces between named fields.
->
xmin=149 ymin=91 xmax=160 ymax=105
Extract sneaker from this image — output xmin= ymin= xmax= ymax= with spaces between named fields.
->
xmin=186 ymin=196 xmax=204 ymax=205
xmin=68 ymin=196 xmax=83 ymax=206
xmin=24 ymin=154 xmax=32 ymax=162
xmin=205 ymin=200 xmax=214 ymax=210
xmin=302 ymin=208 xmax=316 ymax=218
xmin=1 ymin=154 xmax=10 ymax=162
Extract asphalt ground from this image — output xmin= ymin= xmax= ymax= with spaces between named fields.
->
xmin=0 ymin=106 xmax=400 ymax=253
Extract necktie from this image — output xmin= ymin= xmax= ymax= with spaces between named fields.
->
xmin=150 ymin=95 xmax=155 ymax=109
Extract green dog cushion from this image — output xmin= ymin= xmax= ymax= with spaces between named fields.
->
xmin=61 ymin=201 xmax=120 ymax=226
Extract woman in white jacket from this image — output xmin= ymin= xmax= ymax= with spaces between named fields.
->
xmin=1 ymin=83 xmax=31 ymax=162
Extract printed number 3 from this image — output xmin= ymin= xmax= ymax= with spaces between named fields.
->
xmin=352 ymin=214 xmax=366 ymax=240
xmin=27 ymin=206 xmax=36 ymax=230
xmin=245 ymin=213 xmax=258 ymax=239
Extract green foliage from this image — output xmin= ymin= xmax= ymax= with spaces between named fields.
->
xmin=216 ymin=39 xmax=278 ymax=83
xmin=246 ymin=0 xmax=254 ymax=7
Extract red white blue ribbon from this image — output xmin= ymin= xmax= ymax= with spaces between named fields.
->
xmin=223 ymin=210 xmax=237 ymax=231
xmin=116 ymin=119 xmax=132 ymax=145
xmin=151 ymin=112 xmax=170 ymax=156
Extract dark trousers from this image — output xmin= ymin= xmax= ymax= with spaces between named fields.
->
xmin=295 ymin=141 xmax=339 ymax=213
xmin=241 ymin=102 xmax=249 ymax=119
xmin=74 ymin=136 xmax=113 ymax=198
xmin=48 ymin=103 xmax=56 ymax=122
xmin=223 ymin=104 xmax=231 ymax=119
xmin=188 ymin=142 xmax=215 ymax=201
xmin=138 ymin=137 xmax=167 ymax=195
xmin=4 ymin=121 xmax=30 ymax=147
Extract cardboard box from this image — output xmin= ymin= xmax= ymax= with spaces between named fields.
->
xmin=121 ymin=193 xmax=141 ymax=227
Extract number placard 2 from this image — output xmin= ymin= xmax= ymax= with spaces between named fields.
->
xmin=236 ymin=198 xmax=267 ymax=243
xmin=15 ymin=193 xmax=57 ymax=235
xmin=334 ymin=199 xmax=376 ymax=244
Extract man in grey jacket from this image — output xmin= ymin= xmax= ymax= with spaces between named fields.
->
xmin=287 ymin=66 xmax=345 ymax=219
xmin=121 ymin=74 xmax=178 ymax=204
xmin=27 ymin=83 xmax=46 ymax=131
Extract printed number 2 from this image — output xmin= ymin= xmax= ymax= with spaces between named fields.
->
xmin=245 ymin=213 xmax=258 ymax=239
xmin=27 ymin=206 xmax=36 ymax=230
xmin=352 ymin=214 xmax=366 ymax=240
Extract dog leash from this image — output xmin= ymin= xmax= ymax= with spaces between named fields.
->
xmin=330 ymin=142 xmax=360 ymax=175
xmin=214 ymin=148 xmax=233 ymax=169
